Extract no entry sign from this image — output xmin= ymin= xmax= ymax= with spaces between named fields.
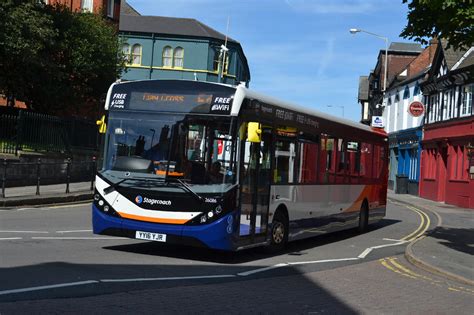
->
xmin=409 ymin=101 xmax=425 ymax=117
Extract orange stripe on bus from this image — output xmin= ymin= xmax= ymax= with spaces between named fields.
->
xmin=117 ymin=211 xmax=189 ymax=224
xmin=342 ymin=184 xmax=375 ymax=213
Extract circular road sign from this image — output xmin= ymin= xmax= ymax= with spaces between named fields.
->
xmin=409 ymin=101 xmax=425 ymax=117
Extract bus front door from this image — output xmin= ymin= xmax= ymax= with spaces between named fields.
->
xmin=239 ymin=131 xmax=272 ymax=241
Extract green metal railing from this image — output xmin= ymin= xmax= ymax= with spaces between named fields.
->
xmin=0 ymin=109 xmax=98 ymax=155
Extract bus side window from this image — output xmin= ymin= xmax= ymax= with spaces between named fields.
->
xmin=360 ymin=142 xmax=373 ymax=182
xmin=346 ymin=141 xmax=360 ymax=184
xmin=297 ymin=141 xmax=318 ymax=184
xmin=274 ymin=139 xmax=296 ymax=184
xmin=319 ymin=136 xmax=327 ymax=183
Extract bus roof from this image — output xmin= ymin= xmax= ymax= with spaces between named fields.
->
xmin=105 ymin=79 xmax=385 ymax=137
xmin=232 ymin=84 xmax=384 ymax=136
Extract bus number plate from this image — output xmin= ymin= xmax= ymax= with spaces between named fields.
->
xmin=135 ymin=231 xmax=167 ymax=242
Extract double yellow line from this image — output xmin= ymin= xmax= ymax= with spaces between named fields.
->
xmin=380 ymin=257 xmax=474 ymax=295
xmin=401 ymin=206 xmax=431 ymax=242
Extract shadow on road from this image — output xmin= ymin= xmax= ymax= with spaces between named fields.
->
xmin=429 ymin=226 xmax=474 ymax=255
xmin=0 ymin=260 xmax=358 ymax=315
xmin=102 ymin=218 xmax=401 ymax=264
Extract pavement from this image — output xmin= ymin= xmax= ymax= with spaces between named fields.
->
xmin=0 ymin=181 xmax=93 ymax=207
xmin=388 ymin=191 xmax=474 ymax=286
xmin=0 ymin=184 xmax=472 ymax=286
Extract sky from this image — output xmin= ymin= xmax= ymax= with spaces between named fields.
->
xmin=127 ymin=0 xmax=414 ymax=122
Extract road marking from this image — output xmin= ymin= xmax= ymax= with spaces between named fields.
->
xmin=380 ymin=257 xmax=474 ymax=295
xmin=0 ymin=237 xmax=23 ymax=240
xmin=288 ymin=257 xmax=359 ymax=266
xmin=357 ymin=241 xmax=408 ymax=259
xmin=101 ymin=274 xmax=236 ymax=283
xmin=388 ymin=257 xmax=441 ymax=283
xmin=380 ymin=258 xmax=417 ymax=279
xmin=0 ymin=230 xmax=49 ymax=234
xmin=56 ymin=230 xmax=92 ymax=233
xmin=0 ymin=280 xmax=98 ymax=296
xmin=401 ymin=206 xmax=430 ymax=241
xmin=46 ymin=203 xmax=91 ymax=209
xmin=383 ymin=238 xmax=404 ymax=242
xmin=237 ymin=263 xmax=288 ymax=276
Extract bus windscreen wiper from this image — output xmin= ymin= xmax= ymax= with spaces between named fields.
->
xmin=168 ymin=178 xmax=203 ymax=203
xmin=103 ymin=178 xmax=130 ymax=195
xmin=103 ymin=177 xmax=166 ymax=195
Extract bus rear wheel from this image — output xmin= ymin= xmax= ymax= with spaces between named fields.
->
xmin=269 ymin=211 xmax=288 ymax=250
xmin=358 ymin=202 xmax=369 ymax=233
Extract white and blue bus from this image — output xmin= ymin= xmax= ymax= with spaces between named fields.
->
xmin=93 ymin=80 xmax=388 ymax=251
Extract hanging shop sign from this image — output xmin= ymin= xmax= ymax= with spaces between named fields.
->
xmin=408 ymin=101 xmax=425 ymax=117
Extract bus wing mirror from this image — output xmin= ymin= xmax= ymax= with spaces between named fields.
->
xmin=247 ymin=122 xmax=261 ymax=143
xmin=96 ymin=115 xmax=107 ymax=134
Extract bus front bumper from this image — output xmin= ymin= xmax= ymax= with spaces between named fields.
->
xmin=92 ymin=205 xmax=236 ymax=251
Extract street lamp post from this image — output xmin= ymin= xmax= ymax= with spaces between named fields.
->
xmin=327 ymin=105 xmax=345 ymax=118
xmin=350 ymin=28 xmax=389 ymax=93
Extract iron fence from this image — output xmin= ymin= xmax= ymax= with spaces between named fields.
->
xmin=0 ymin=109 xmax=98 ymax=155
xmin=1 ymin=158 xmax=97 ymax=198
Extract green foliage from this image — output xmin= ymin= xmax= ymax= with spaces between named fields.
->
xmin=401 ymin=0 xmax=474 ymax=50
xmin=0 ymin=1 xmax=126 ymax=118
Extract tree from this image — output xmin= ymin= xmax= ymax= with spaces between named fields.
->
xmin=0 ymin=2 xmax=126 ymax=118
xmin=0 ymin=0 xmax=57 ymax=107
xmin=401 ymin=0 xmax=474 ymax=50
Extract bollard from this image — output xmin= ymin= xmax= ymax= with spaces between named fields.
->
xmin=1 ymin=159 xmax=6 ymax=198
xmin=36 ymin=158 xmax=41 ymax=195
xmin=65 ymin=158 xmax=71 ymax=194
xmin=90 ymin=156 xmax=96 ymax=191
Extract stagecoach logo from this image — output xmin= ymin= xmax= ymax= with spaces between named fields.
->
xmin=210 ymin=96 xmax=232 ymax=113
xmin=135 ymin=195 xmax=143 ymax=204
xmin=135 ymin=195 xmax=172 ymax=206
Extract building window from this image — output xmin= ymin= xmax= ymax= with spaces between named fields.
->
xmin=81 ymin=0 xmax=93 ymax=12
xmin=461 ymin=83 xmax=473 ymax=117
xmin=162 ymin=46 xmax=173 ymax=67
xmin=173 ymin=47 xmax=184 ymax=68
xmin=122 ymin=43 xmax=131 ymax=64
xmin=212 ymin=49 xmax=220 ymax=72
xmin=403 ymin=86 xmax=410 ymax=99
xmin=223 ymin=54 xmax=230 ymax=73
xmin=131 ymin=44 xmax=142 ymax=65
xmin=107 ymin=0 xmax=114 ymax=18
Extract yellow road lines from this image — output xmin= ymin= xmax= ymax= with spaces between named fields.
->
xmin=401 ymin=206 xmax=431 ymax=241
xmin=380 ymin=257 xmax=474 ymax=295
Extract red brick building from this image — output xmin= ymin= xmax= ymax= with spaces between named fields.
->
xmin=419 ymin=40 xmax=474 ymax=209
xmin=46 ymin=0 xmax=121 ymax=24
